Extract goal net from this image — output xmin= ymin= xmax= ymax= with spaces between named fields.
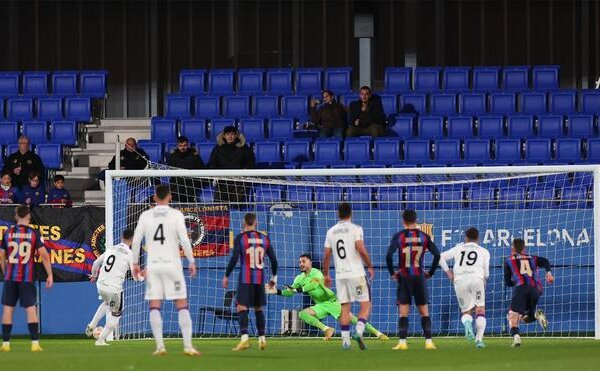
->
xmin=105 ymin=165 xmax=599 ymax=339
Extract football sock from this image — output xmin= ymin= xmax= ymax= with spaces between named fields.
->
xmin=178 ymin=308 xmax=193 ymax=349
xmin=421 ymin=316 xmax=432 ymax=339
xmin=398 ymin=317 xmax=408 ymax=340
xmin=355 ymin=318 xmax=367 ymax=337
xmin=239 ymin=310 xmax=249 ymax=336
xmin=510 ymin=327 xmax=520 ymax=336
xmin=255 ymin=310 xmax=266 ymax=336
xmin=461 ymin=314 xmax=473 ymax=326
xmin=99 ymin=314 xmax=119 ymax=342
xmin=149 ymin=308 xmax=164 ymax=349
xmin=341 ymin=325 xmax=350 ymax=343
xmin=475 ymin=314 xmax=487 ymax=342
xmin=2 ymin=324 xmax=12 ymax=342
xmin=89 ymin=302 xmax=109 ymax=328
xmin=27 ymin=323 xmax=39 ymax=341
xmin=299 ymin=310 xmax=327 ymax=331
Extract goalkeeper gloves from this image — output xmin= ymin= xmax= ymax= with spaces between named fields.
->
xmin=284 ymin=284 xmax=303 ymax=293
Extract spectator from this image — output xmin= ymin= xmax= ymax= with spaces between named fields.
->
xmin=47 ymin=175 xmax=73 ymax=207
xmin=209 ymin=126 xmax=255 ymax=205
xmin=309 ymin=90 xmax=347 ymax=138
xmin=2 ymin=136 xmax=45 ymax=189
xmin=22 ymin=171 xmax=45 ymax=207
xmin=0 ymin=171 xmax=21 ymax=204
xmin=108 ymin=137 xmax=149 ymax=171
xmin=346 ymin=86 xmax=386 ymax=137
xmin=167 ymin=136 xmax=205 ymax=203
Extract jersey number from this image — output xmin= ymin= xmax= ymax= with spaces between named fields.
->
xmin=7 ymin=241 xmax=32 ymax=264
xmin=459 ymin=251 xmax=478 ymax=266
xmin=402 ymin=246 xmax=423 ymax=268
xmin=246 ymin=246 xmax=265 ymax=269
xmin=104 ymin=255 xmax=116 ymax=273
xmin=153 ymin=224 xmax=165 ymax=245
xmin=520 ymin=260 xmax=533 ymax=276
xmin=336 ymin=240 xmax=346 ymax=260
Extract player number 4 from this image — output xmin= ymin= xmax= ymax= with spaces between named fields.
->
xmin=520 ymin=260 xmax=533 ymax=276
xmin=153 ymin=224 xmax=165 ymax=245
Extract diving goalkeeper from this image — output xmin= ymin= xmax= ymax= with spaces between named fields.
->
xmin=267 ymin=253 xmax=387 ymax=341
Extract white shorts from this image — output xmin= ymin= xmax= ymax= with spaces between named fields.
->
xmin=454 ymin=278 xmax=485 ymax=312
xmin=145 ymin=266 xmax=187 ymax=301
xmin=97 ymin=287 xmax=123 ymax=316
xmin=336 ymin=276 xmax=370 ymax=304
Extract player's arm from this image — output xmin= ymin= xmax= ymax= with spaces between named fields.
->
xmin=131 ymin=215 xmax=145 ymax=279
xmin=426 ymin=237 xmax=441 ymax=277
xmin=90 ymin=252 xmax=106 ymax=281
xmin=483 ymin=250 xmax=490 ymax=281
xmin=37 ymin=235 xmax=53 ymax=289
xmin=264 ymin=238 xmax=278 ymax=286
xmin=176 ymin=212 xmax=196 ymax=277
xmin=128 ymin=253 xmax=143 ymax=282
xmin=276 ymin=275 xmax=302 ymax=297
xmin=536 ymin=256 xmax=554 ymax=284
xmin=322 ymin=234 xmax=333 ymax=287
xmin=504 ymin=260 xmax=514 ymax=287
xmin=386 ymin=233 xmax=399 ymax=278
xmin=439 ymin=248 xmax=455 ymax=281
xmin=0 ymin=236 xmax=6 ymax=275
xmin=356 ymin=240 xmax=374 ymax=280
xmin=223 ymin=236 xmax=241 ymax=288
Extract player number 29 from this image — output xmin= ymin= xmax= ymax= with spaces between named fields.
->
xmin=8 ymin=241 xmax=32 ymax=264
xmin=246 ymin=246 xmax=265 ymax=269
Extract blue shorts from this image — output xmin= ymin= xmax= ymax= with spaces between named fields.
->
xmin=2 ymin=281 xmax=37 ymax=308
xmin=510 ymin=285 xmax=540 ymax=317
xmin=397 ymin=275 xmax=428 ymax=306
xmin=236 ymin=283 xmax=266 ymax=308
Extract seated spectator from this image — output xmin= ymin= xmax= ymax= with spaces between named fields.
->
xmin=310 ymin=90 xmax=347 ymax=138
xmin=22 ymin=171 xmax=45 ymax=207
xmin=167 ymin=136 xmax=205 ymax=203
xmin=47 ymin=175 xmax=73 ymax=207
xmin=0 ymin=171 xmax=21 ymax=204
xmin=2 ymin=136 xmax=45 ymax=189
xmin=99 ymin=137 xmax=150 ymax=187
xmin=346 ymin=86 xmax=386 ymax=137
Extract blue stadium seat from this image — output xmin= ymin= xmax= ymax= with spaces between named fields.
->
xmin=315 ymin=187 xmax=343 ymax=210
xmin=378 ymin=94 xmax=398 ymax=116
xmin=525 ymin=138 xmax=552 ymax=164
xmin=151 ymin=117 xmax=177 ymax=143
xmin=268 ymin=118 xmax=294 ymax=139
xmin=538 ymin=115 xmax=564 ymax=138
xmin=507 ymin=115 xmax=534 ymax=138
xmin=414 ymin=67 xmax=441 ymax=91
xmin=459 ymin=93 xmax=486 ymax=114
xmin=417 ymin=116 xmax=444 ymax=139
xmin=22 ymin=71 xmax=48 ymax=96
xmin=399 ymin=93 xmax=426 ymax=114
xmin=196 ymin=142 xmax=215 ymax=163
xmin=295 ymin=68 xmax=322 ymax=95
xmin=330 ymin=164 xmax=357 ymax=183
xmin=374 ymin=138 xmax=401 ymax=165
xmin=477 ymin=115 xmax=504 ymax=138
xmin=80 ymin=70 xmax=108 ymax=98
xmin=252 ymin=95 xmax=279 ymax=118
xmin=344 ymin=137 xmax=371 ymax=164
xmin=532 ymin=65 xmax=560 ymax=90
xmin=404 ymin=140 xmax=431 ymax=164
xmin=498 ymin=187 xmax=526 ymax=209
xmin=489 ymin=92 xmax=516 ymax=114
xmin=376 ymin=187 xmax=404 ymax=210
xmin=254 ymin=141 xmax=281 ymax=165
xmin=284 ymin=139 xmax=311 ymax=163
xmin=437 ymin=185 xmax=464 ymax=209
xmin=528 ymin=187 xmax=556 ymax=208
xmin=37 ymin=97 xmax=63 ymax=121
xmin=180 ymin=119 xmax=207 ymax=142
xmin=389 ymin=116 xmax=414 ymax=138
xmin=359 ymin=163 xmax=387 ymax=183
xmin=434 ymin=140 xmax=460 ymax=165
xmin=266 ymin=68 xmax=293 ymax=95
xmin=300 ymin=163 xmax=328 ymax=182
xmin=579 ymin=90 xmax=600 ymax=113
xmin=52 ymin=71 xmax=77 ymax=96
xmin=430 ymin=93 xmax=456 ymax=114
xmin=237 ymin=69 xmax=264 ymax=95
xmin=502 ymin=66 xmax=529 ymax=90
xmin=6 ymin=143 xmax=19 ymax=156
xmin=0 ymin=122 xmax=18 ymax=144
xmin=194 ymin=96 xmax=221 ymax=118
xmin=468 ymin=187 xmax=495 ymax=209
xmin=22 ymin=121 xmax=48 ymax=144
xmin=549 ymin=90 xmax=576 ymax=114
xmin=495 ymin=139 xmax=522 ymax=164
xmin=6 ymin=97 xmax=33 ymax=121
xmin=137 ymin=140 xmax=164 ymax=163
xmin=384 ymin=67 xmax=411 ymax=92
xmin=254 ymin=186 xmax=283 ymax=210
xmin=64 ymin=97 xmax=92 ymax=122
xmin=519 ymin=91 xmax=547 ymax=114
xmin=587 ymin=138 xmax=600 ymax=163
xmin=165 ymin=94 xmax=192 ymax=119
xmin=164 ymin=142 xmax=179 ymax=155
xmin=558 ymin=186 xmax=588 ymax=209
xmin=207 ymin=69 xmax=235 ymax=95
xmin=0 ymin=72 xmax=20 ymax=97
xmin=568 ymin=114 xmax=595 ymax=138
xmin=238 ymin=118 xmax=265 ymax=143
xmin=555 ymin=138 xmax=581 ymax=164
xmin=443 ymin=67 xmax=469 ymax=90
xmin=406 ymin=186 xmax=435 ymax=210
xmin=346 ymin=188 xmax=372 ymax=210
xmin=222 ymin=95 xmax=250 ymax=118
xmin=50 ymin=120 xmax=77 ymax=146
xmin=472 ymin=67 xmax=500 ymax=91
xmin=35 ymin=144 xmax=62 ymax=169
xmin=0 ymin=99 xmax=4 ymax=120
xmin=281 ymin=95 xmax=308 ymax=119
xmin=324 ymin=67 xmax=352 ymax=94
xmin=339 ymin=93 xmax=359 ymax=106
xmin=447 ymin=116 xmax=473 ymax=138
xmin=210 ymin=118 xmax=236 ymax=140
xmin=286 ymin=186 xmax=313 ymax=209
xmin=179 ymin=69 xmax=206 ymax=96
xmin=314 ymin=140 xmax=341 ymax=164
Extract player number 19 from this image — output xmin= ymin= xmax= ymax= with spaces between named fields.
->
xmin=246 ymin=246 xmax=265 ymax=269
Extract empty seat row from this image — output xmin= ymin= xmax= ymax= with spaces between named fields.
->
xmin=384 ymin=65 xmax=560 ymax=92
xmin=0 ymin=70 xmax=107 ymax=98
xmin=178 ymin=67 xmax=352 ymax=96
xmin=0 ymin=97 xmax=92 ymax=122
xmin=0 ymin=121 xmax=78 ymax=146
xmin=0 ymin=143 xmax=63 ymax=170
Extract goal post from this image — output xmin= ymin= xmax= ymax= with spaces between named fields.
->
xmin=105 ymin=165 xmax=600 ymax=339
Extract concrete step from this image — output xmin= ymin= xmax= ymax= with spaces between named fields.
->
xmin=87 ymin=129 xmax=150 ymax=144
xmin=81 ymin=143 xmax=117 ymax=151
xmin=73 ymin=152 xmax=113 ymax=168
xmin=84 ymin=190 xmax=105 ymax=204
xmin=57 ymin=166 xmax=101 ymax=178
xmin=97 ymin=118 xmax=150 ymax=129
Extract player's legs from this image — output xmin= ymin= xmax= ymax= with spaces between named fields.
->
xmin=474 ymin=306 xmax=486 ymax=348
xmin=86 ymin=301 xmax=109 ymax=336
xmin=300 ymin=307 xmax=329 ymax=332
xmin=233 ymin=283 xmax=252 ymax=351
xmin=414 ymin=277 xmax=434 ymax=349
xmin=349 ymin=313 xmax=387 ymax=339
xmin=254 ymin=306 xmax=267 ymax=350
xmin=174 ymin=298 xmax=198 ymax=355
xmin=393 ymin=277 xmax=412 ymax=350
xmin=1 ymin=305 xmax=14 ymax=352
xmin=340 ymin=302 xmax=352 ymax=348
xmin=148 ymin=299 xmax=166 ymax=354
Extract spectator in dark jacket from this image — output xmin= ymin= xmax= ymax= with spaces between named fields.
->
xmin=3 ymin=136 xmax=45 ymax=189
xmin=46 ymin=175 xmax=72 ymax=207
xmin=346 ymin=86 xmax=386 ymax=137
xmin=167 ymin=136 xmax=205 ymax=203
xmin=22 ymin=171 xmax=45 ymax=207
xmin=310 ymin=90 xmax=347 ymax=138
xmin=108 ymin=137 xmax=149 ymax=170
xmin=209 ymin=126 xmax=255 ymax=205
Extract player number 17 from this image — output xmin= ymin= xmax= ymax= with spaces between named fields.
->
xmin=402 ymin=245 xmax=423 ymax=268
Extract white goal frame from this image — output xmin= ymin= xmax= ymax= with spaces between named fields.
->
xmin=105 ymin=164 xmax=600 ymax=339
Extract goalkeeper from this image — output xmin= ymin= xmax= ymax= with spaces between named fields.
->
xmin=267 ymin=253 xmax=387 ymax=341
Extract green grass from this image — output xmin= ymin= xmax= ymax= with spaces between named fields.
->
xmin=2 ymin=338 xmax=600 ymax=371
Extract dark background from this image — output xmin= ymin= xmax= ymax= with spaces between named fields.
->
xmin=0 ymin=0 xmax=597 ymax=118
